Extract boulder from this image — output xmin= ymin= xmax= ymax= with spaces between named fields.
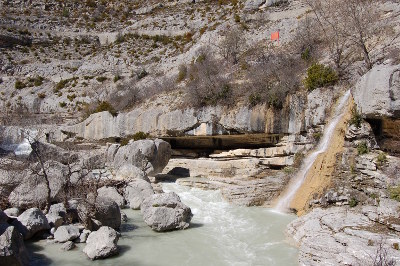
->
xmin=3 ymin=208 xmax=20 ymax=218
xmin=45 ymin=213 xmax=63 ymax=229
xmin=75 ymin=229 xmax=91 ymax=243
xmin=61 ymin=241 xmax=75 ymax=251
xmin=244 ymin=0 xmax=266 ymax=10
xmin=54 ymin=225 xmax=80 ymax=243
xmin=124 ymin=179 xmax=154 ymax=210
xmin=353 ymin=63 xmax=400 ymax=118
xmin=114 ymin=164 xmax=148 ymax=181
xmin=141 ymin=192 xmax=193 ymax=232
xmin=8 ymin=161 xmax=68 ymax=209
xmin=97 ymin=186 xmax=125 ymax=207
xmin=0 ymin=224 xmax=29 ymax=266
xmin=12 ymin=208 xmax=50 ymax=240
xmin=83 ymin=226 xmax=119 ymax=260
xmin=78 ymin=198 xmax=121 ymax=230
xmin=112 ymin=139 xmax=171 ymax=176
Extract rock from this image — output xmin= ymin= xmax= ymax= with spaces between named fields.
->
xmin=112 ymin=139 xmax=171 ymax=176
xmin=121 ymin=211 xmax=128 ymax=223
xmin=114 ymin=164 xmax=148 ymax=182
xmin=78 ymin=198 xmax=121 ymax=230
xmin=0 ymin=224 xmax=29 ymax=266
xmin=244 ymin=0 xmax=266 ymax=10
xmin=48 ymin=203 xmax=67 ymax=218
xmin=12 ymin=208 xmax=50 ymax=240
xmin=61 ymin=241 xmax=75 ymax=251
xmin=75 ymin=229 xmax=91 ymax=243
xmin=124 ymin=179 xmax=154 ymax=210
xmin=353 ymin=63 xmax=400 ymax=118
xmin=3 ymin=208 xmax=20 ymax=218
xmin=287 ymin=207 xmax=400 ymax=265
xmin=94 ymin=198 xmax=121 ymax=230
xmin=83 ymin=226 xmax=119 ymax=260
xmin=345 ymin=121 xmax=375 ymax=141
xmin=97 ymin=186 xmax=125 ymax=208
xmin=50 ymin=228 xmax=56 ymax=235
xmin=8 ymin=161 xmax=68 ymax=209
xmin=54 ymin=225 xmax=80 ymax=243
xmin=45 ymin=213 xmax=63 ymax=229
xmin=141 ymin=192 xmax=193 ymax=232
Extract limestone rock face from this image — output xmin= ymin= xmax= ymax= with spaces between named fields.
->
xmin=244 ymin=0 xmax=267 ymax=10
xmin=111 ymin=139 xmax=171 ymax=176
xmin=353 ymin=63 xmax=400 ymax=118
xmin=0 ymin=224 xmax=29 ymax=266
xmin=3 ymin=208 xmax=21 ymax=218
xmin=287 ymin=207 xmax=400 ymax=265
xmin=141 ymin=192 xmax=193 ymax=232
xmin=12 ymin=208 xmax=50 ymax=240
xmin=83 ymin=226 xmax=119 ymax=260
xmin=97 ymin=186 xmax=125 ymax=208
xmin=114 ymin=164 xmax=148 ymax=182
xmin=8 ymin=161 xmax=68 ymax=209
xmin=124 ymin=179 xmax=154 ymax=210
xmin=54 ymin=225 xmax=80 ymax=243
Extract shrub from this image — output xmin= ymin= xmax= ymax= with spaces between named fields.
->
xmin=37 ymin=92 xmax=46 ymax=99
xmin=59 ymin=102 xmax=67 ymax=108
xmin=176 ymin=65 xmax=187 ymax=82
xmin=349 ymin=197 xmax=358 ymax=207
xmin=33 ymin=76 xmax=44 ymax=86
xmin=67 ymin=94 xmax=76 ymax=102
xmin=376 ymin=152 xmax=387 ymax=167
xmin=357 ymin=141 xmax=369 ymax=155
xmin=15 ymin=80 xmax=26 ymax=90
xmin=94 ymin=101 xmax=117 ymax=116
xmin=313 ymin=132 xmax=322 ymax=141
xmin=96 ymin=76 xmax=107 ymax=83
xmin=389 ymin=186 xmax=400 ymax=202
xmin=120 ymin=131 xmax=149 ymax=146
xmin=137 ymin=69 xmax=148 ymax=80
xmin=303 ymin=63 xmax=338 ymax=91
xmin=54 ymin=79 xmax=69 ymax=92
xmin=349 ymin=107 xmax=362 ymax=128
xmin=114 ymin=75 xmax=122 ymax=83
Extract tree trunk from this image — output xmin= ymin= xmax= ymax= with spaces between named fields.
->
xmin=361 ymin=42 xmax=372 ymax=70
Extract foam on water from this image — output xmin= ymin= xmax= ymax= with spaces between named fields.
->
xmin=28 ymin=183 xmax=298 ymax=266
xmin=275 ymin=90 xmax=351 ymax=212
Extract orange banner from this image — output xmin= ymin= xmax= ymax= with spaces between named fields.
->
xmin=271 ymin=31 xmax=279 ymax=41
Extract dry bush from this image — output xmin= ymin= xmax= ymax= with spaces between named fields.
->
xmin=185 ymin=48 xmax=234 ymax=107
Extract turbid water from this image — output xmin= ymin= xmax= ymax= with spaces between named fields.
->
xmin=275 ymin=90 xmax=351 ymax=212
xmin=27 ymin=183 xmax=298 ymax=266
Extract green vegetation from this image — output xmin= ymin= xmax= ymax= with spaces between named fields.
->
xmin=113 ymin=75 xmax=122 ymax=83
xmin=93 ymin=101 xmax=117 ymax=116
xmin=376 ymin=152 xmax=387 ymax=167
xmin=349 ymin=107 xmax=362 ymax=128
xmin=357 ymin=141 xmax=369 ymax=155
xmin=59 ymin=102 xmax=67 ymax=108
xmin=54 ymin=79 xmax=70 ymax=92
xmin=96 ymin=76 xmax=107 ymax=83
xmin=349 ymin=197 xmax=358 ymax=207
xmin=313 ymin=132 xmax=322 ymax=141
xmin=389 ymin=186 xmax=400 ymax=202
xmin=15 ymin=80 xmax=26 ymax=90
xmin=120 ymin=131 xmax=150 ymax=146
xmin=137 ymin=69 xmax=148 ymax=80
xmin=176 ymin=65 xmax=187 ymax=82
xmin=303 ymin=63 xmax=338 ymax=91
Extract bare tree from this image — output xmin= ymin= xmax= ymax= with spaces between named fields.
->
xmin=305 ymin=0 xmax=380 ymax=71
xmin=218 ymin=26 xmax=247 ymax=65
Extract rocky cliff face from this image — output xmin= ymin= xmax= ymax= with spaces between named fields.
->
xmin=59 ymin=88 xmax=334 ymax=141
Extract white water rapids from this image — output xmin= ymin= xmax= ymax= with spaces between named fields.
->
xmin=28 ymin=183 xmax=298 ymax=266
xmin=275 ymin=90 xmax=351 ymax=212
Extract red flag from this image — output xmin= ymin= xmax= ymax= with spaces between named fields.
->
xmin=271 ymin=31 xmax=279 ymax=41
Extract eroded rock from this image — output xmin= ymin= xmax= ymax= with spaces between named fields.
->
xmin=83 ymin=226 xmax=119 ymax=260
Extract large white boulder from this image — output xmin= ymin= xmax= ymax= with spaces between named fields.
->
xmin=83 ymin=226 xmax=119 ymax=260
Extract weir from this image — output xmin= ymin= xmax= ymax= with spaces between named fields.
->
xmin=274 ymin=90 xmax=351 ymax=212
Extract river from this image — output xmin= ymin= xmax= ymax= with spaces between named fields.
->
xmin=27 ymin=183 xmax=298 ymax=266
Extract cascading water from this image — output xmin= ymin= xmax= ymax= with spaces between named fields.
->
xmin=275 ymin=90 xmax=351 ymax=212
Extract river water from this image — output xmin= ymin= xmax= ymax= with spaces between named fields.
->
xmin=28 ymin=183 xmax=298 ymax=266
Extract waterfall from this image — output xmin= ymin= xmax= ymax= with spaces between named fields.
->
xmin=275 ymin=90 xmax=351 ymax=212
